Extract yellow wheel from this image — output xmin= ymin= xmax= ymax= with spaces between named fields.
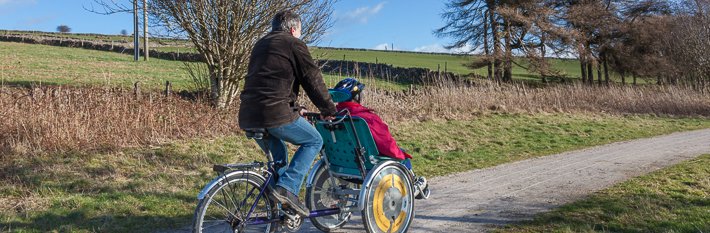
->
xmin=362 ymin=163 xmax=414 ymax=233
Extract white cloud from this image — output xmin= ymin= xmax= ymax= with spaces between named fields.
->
xmin=413 ymin=44 xmax=447 ymax=53
xmin=372 ymin=43 xmax=404 ymax=51
xmin=414 ymin=43 xmax=480 ymax=54
xmin=342 ymin=2 xmax=387 ymax=25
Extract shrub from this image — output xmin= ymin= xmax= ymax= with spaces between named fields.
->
xmin=56 ymin=25 xmax=71 ymax=33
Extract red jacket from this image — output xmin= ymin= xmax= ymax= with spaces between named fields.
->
xmin=336 ymin=102 xmax=412 ymax=160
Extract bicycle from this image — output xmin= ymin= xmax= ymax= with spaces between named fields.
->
xmin=192 ymin=106 xmax=430 ymax=233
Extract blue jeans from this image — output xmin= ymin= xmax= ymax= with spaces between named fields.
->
xmin=255 ymin=117 xmax=322 ymax=196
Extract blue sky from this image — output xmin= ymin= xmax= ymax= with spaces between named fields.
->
xmin=0 ymin=0 xmax=467 ymax=53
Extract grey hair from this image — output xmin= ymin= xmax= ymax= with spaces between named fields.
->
xmin=272 ymin=10 xmax=301 ymax=31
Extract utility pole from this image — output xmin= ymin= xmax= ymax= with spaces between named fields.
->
xmin=133 ymin=0 xmax=139 ymax=61
xmin=143 ymin=0 xmax=149 ymax=61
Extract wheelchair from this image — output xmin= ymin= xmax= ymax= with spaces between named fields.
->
xmin=192 ymin=91 xmax=430 ymax=233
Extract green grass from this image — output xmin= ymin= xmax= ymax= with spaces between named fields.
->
xmin=2 ymin=38 xmax=648 ymax=88
xmin=498 ymin=154 xmax=710 ymax=232
xmin=394 ymin=114 xmax=710 ymax=177
xmin=4 ymin=30 xmax=657 ymax=85
xmin=311 ymin=48 xmax=584 ymax=80
xmin=0 ymin=41 xmax=419 ymax=91
xmin=0 ymin=41 xmax=195 ymax=89
xmin=152 ymin=46 xmax=584 ymax=84
xmin=1 ymin=113 xmax=709 ymax=232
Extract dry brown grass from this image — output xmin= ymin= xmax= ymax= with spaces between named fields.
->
xmin=302 ymin=79 xmax=710 ymax=123
xmin=0 ymin=85 xmax=238 ymax=155
xmin=2 ymin=78 xmax=709 ymax=156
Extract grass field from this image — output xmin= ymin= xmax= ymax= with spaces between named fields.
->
xmin=0 ymin=41 xmax=194 ymax=89
xmin=499 ymin=154 xmax=710 ymax=232
xmin=3 ymin=33 xmax=648 ymax=85
xmin=1 ymin=114 xmax=709 ymax=232
xmin=0 ymin=41 xmax=421 ymax=91
xmin=310 ymin=48 xmax=584 ymax=80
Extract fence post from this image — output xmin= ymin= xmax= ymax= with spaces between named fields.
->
xmin=165 ymin=81 xmax=172 ymax=98
xmin=445 ymin=62 xmax=447 ymax=73
xmin=134 ymin=81 xmax=141 ymax=100
xmin=438 ymin=64 xmax=441 ymax=80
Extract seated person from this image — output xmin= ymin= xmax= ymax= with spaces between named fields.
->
xmin=331 ymin=78 xmax=428 ymax=199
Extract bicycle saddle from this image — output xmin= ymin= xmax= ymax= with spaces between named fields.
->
xmin=243 ymin=128 xmax=268 ymax=140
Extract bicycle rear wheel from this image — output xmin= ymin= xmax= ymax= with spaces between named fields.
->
xmin=306 ymin=162 xmax=357 ymax=231
xmin=192 ymin=172 xmax=277 ymax=233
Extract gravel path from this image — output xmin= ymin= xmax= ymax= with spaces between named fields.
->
xmin=176 ymin=128 xmax=710 ymax=233
xmin=296 ymin=128 xmax=710 ymax=233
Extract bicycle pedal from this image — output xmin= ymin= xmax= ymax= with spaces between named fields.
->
xmin=280 ymin=208 xmax=303 ymax=232
xmin=281 ymin=206 xmax=298 ymax=219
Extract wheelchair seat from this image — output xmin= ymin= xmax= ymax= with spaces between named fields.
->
xmin=313 ymin=116 xmax=404 ymax=177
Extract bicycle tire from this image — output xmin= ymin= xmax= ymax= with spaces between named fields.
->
xmin=361 ymin=162 xmax=415 ymax=233
xmin=305 ymin=162 xmax=356 ymax=232
xmin=192 ymin=171 xmax=278 ymax=233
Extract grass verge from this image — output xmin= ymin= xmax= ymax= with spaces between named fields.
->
xmin=498 ymin=154 xmax=710 ymax=232
xmin=1 ymin=113 xmax=709 ymax=232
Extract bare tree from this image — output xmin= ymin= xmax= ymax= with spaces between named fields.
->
xmin=436 ymin=0 xmax=505 ymax=81
xmin=57 ymin=25 xmax=71 ymax=33
xmin=664 ymin=0 xmax=710 ymax=86
xmin=437 ymin=0 xmax=572 ymax=83
xmin=87 ymin=0 xmax=337 ymax=108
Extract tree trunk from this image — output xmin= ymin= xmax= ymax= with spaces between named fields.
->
xmin=597 ymin=61 xmax=602 ymax=85
xmin=580 ymin=57 xmax=587 ymax=84
xmin=503 ymin=21 xmax=512 ymax=83
xmin=484 ymin=10 xmax=492 ymax=80
xmin=621 ymin=73 xmax=626 ymax=84
xmin=541 ymin=35 xmax=548 ymax=83
xmin=633 ymin=74 xmax=638 ymax=85
xmin=603 ymin=57 xmax=610 ymax=85
xmin=579 ymin=46 xmax=587 ymax=84
xmin=210 ymin=70 xmax=241 ymax=108
xmin=586 ymin=44 xmax=594 ymax=85
xmin=490 ymin=3 xmax=502 ymax=83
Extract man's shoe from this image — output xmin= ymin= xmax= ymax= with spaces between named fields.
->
xmin=271 ymin=186 xmax=310 ymax=217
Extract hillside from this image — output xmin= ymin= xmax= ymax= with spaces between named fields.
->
xmin=2 ymin=30 xmax=590 ymax=83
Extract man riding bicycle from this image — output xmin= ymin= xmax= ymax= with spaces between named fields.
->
xmin=238 ymin=10 xmax=335 ymax=217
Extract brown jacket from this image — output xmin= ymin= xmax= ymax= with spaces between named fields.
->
xmin=238 ymin=31 xmax=337 ymax=129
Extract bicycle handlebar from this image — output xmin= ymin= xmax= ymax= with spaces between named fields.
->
xmin=303 ymin=108 xmax=350 ymax=125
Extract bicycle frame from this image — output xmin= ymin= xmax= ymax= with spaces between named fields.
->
xmin=198 ymin=110 xmax=362 ymax=227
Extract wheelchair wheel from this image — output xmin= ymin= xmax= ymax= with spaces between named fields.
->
xmin=361 ymin=162 xmax=415 ymax=233
xmin=192 ymin=172 xmax=277 ymax=233
xmin=305 ymin=162 xmax=357 ymax=232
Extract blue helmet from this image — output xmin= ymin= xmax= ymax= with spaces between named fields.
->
xmin=332 ymin=78 xmax=366 ymax=102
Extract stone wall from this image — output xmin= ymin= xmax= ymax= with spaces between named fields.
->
xmin=317 ymin=60 xmax=477 ymax=87
xmin=0 ymin=34 xmax=202 ymax=62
